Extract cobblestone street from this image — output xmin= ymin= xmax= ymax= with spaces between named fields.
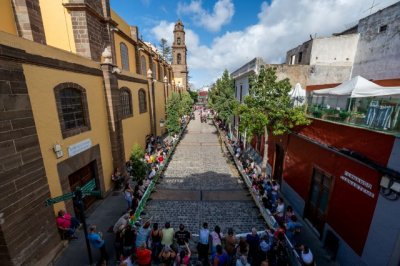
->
xmin=141 ymin=113 xmax=266 ymax=235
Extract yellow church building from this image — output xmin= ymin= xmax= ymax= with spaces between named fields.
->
xmin=0 ymin=0 xmax=188 ymax=264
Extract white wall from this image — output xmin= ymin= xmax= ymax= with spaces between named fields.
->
xmin=309 ymin=34 xmax=359 ymax=66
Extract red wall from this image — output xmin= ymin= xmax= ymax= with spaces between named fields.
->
xmin=297 ymin=119 xmax=395 ymax=166
xmin=267 ymin=120 xmax=395 ymax=255
xmin=283 ymin=134 xmax=380 ymax=254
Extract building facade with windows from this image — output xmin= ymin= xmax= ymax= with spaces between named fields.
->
xmin=0 ymin=0 xmax=184 ymax=265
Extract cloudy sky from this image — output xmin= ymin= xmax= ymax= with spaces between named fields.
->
xmin=111 ymin=0 xmax=398 ymax=89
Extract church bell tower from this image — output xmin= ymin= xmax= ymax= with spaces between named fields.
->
xmin=172 ymin=20 xmax=188 ymax=91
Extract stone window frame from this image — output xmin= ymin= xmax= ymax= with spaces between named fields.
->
xmin=177 ymin=53 xmax=182 ymax=64
xmin=138 ymin=89 xmax=147 ymax=114
xmin=120 ymin=42 xmax=130 ymax=71
xmin=177 ymin=37 xmax=181 ymax=45
xmin=120 ymin=87 xmax=133 ymax=119
xmin=140 ymin=55 xmax=147 ymax=76
xmin=54 ymin=82 xmax=91 ymax=139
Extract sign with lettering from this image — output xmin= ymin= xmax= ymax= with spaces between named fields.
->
xmin=68 ymin=139 xmax=92 ymax=157
xmin=340 ymin=171 xmax=374 ymax=198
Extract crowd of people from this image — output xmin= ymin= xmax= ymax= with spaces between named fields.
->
xmin=216 ymin=120 xmax=314 ymax=266
xmin=110 ymin=217 xmax=314 ymax=266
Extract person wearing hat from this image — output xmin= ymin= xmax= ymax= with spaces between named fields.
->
xmin=88 ymin=225 xmax=108 ymax=263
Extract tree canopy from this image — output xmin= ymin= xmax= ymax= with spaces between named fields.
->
xmin=158 ymin=38 xmax=172 ymax=63
xmin=208 ymin=69 xmax=238 ymax=122
xmin=165 ymin=92 xmax=193 ymax=135
xmin=237 ymin=66 xmax=310 ymax=173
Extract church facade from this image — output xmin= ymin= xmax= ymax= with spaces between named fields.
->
xmin=0 ymin=1 xmax=185 ymax=265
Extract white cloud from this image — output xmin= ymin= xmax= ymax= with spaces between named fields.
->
xmin=152 ymin=0 xmax=398 ymax=88
xmin=178 ymin=0 xmax=235 ymax=32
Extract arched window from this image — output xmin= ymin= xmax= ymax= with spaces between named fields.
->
xmin=120 ymin=88 xmax=133 ymax=118
xmin=177 ymin=53 xmax=181 ymax=64
xmin=54 ymin=83 xmax=90 ymax=138
xmin=140 ymin=55 xmax=147 ymax=75
xmin=138 ymin=89 xmax=147 ymax=113
xmin=177 ymin=37 xmax=181 ymax=45
xmin=120 ymin=42 xmax=129 ymax=71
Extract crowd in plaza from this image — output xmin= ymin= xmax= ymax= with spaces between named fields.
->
xmin=215 ymin=119 xmax=315 ymax=266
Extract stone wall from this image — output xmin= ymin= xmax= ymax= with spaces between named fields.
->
xmin=0 ymin=51 xmax=60 ymax=265
xmin=352 ymin=2 xmax=400 ymax=80
xmin=11 ymin=0 xmax=46 ymax=44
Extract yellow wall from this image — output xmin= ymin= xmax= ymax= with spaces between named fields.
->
xmin=39 ymin=0 xmax=76 ymax=53
xmin=0 ymin=0 xmax=17 ymax=35
xmin=111 ymin=9 xmax=132 ymax=38
xmin=154 ymin=81 xmax=166 ymax=135
xmin=23 ymin=65 xmax=113 ymax=213
xmin=119 ymin=80 xmax=152 ymax=161
xmin=114 ymin=33 xmax=136 ymax=73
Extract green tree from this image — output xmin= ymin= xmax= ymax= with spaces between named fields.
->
xmin=179 ymin=92 xmax=194 ymax=116
xmin=188 ymin=90 xmax=198 ymax=103
xmin=238 ymin=66 xmax=310 ymax=174
xmin=166 ymin=92 xmax=193 ymax=135
xmin=130 ymin=144 xmax=149 ymax=181
xmin=158 ymin=38 xmax=172 ymax=63
xmin=166 ymin=93 xmax=182 ymax=135
xmin=208 ymin=70 xmax=238 ymax=133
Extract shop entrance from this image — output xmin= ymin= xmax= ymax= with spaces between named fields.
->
xmin=68 ymin=161 xmax=98 ymax=213
xmin=304 ymin=168 xmax=332 ymax=235
xmin=273 ymin=144 xmax=285 ymax=184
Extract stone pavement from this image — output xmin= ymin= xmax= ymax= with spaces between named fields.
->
xmin=55 ymin=192 xmax=126 ymax=266
xmin=141 ymin=112 xmax=266 ymax=236
xmin=54 ymin=113 xmax=266 ymax=266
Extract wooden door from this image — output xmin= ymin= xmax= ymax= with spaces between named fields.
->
xmin=273 ymin=144 xmax=285 ymax=183
xmin=304 ymin=168 xmax=332 ymax=235
xmin=68 ymin=162 xmax=97 ymax=210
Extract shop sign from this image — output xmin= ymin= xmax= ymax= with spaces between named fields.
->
xmin=340 ymin=171 xmax=374 ymax=198
xmin=68 ymin=139 xmax=92 ymax=157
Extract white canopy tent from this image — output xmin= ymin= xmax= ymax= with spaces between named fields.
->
xmin=313 ymin=75 xmax=400 ymax=98
xmin=290 ymin=83 xmax=306 ymax=106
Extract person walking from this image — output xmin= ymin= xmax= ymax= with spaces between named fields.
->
xmin=87 ymin=225 xmax=109 ymax=265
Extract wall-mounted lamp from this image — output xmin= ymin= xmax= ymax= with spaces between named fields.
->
xmin=53 ymin=143 xmax=63 ymax=159
xmin=380 ymin=175 xmax=399 ymax=200
xmin=160 ymin=119 xmax=165 ymax=128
